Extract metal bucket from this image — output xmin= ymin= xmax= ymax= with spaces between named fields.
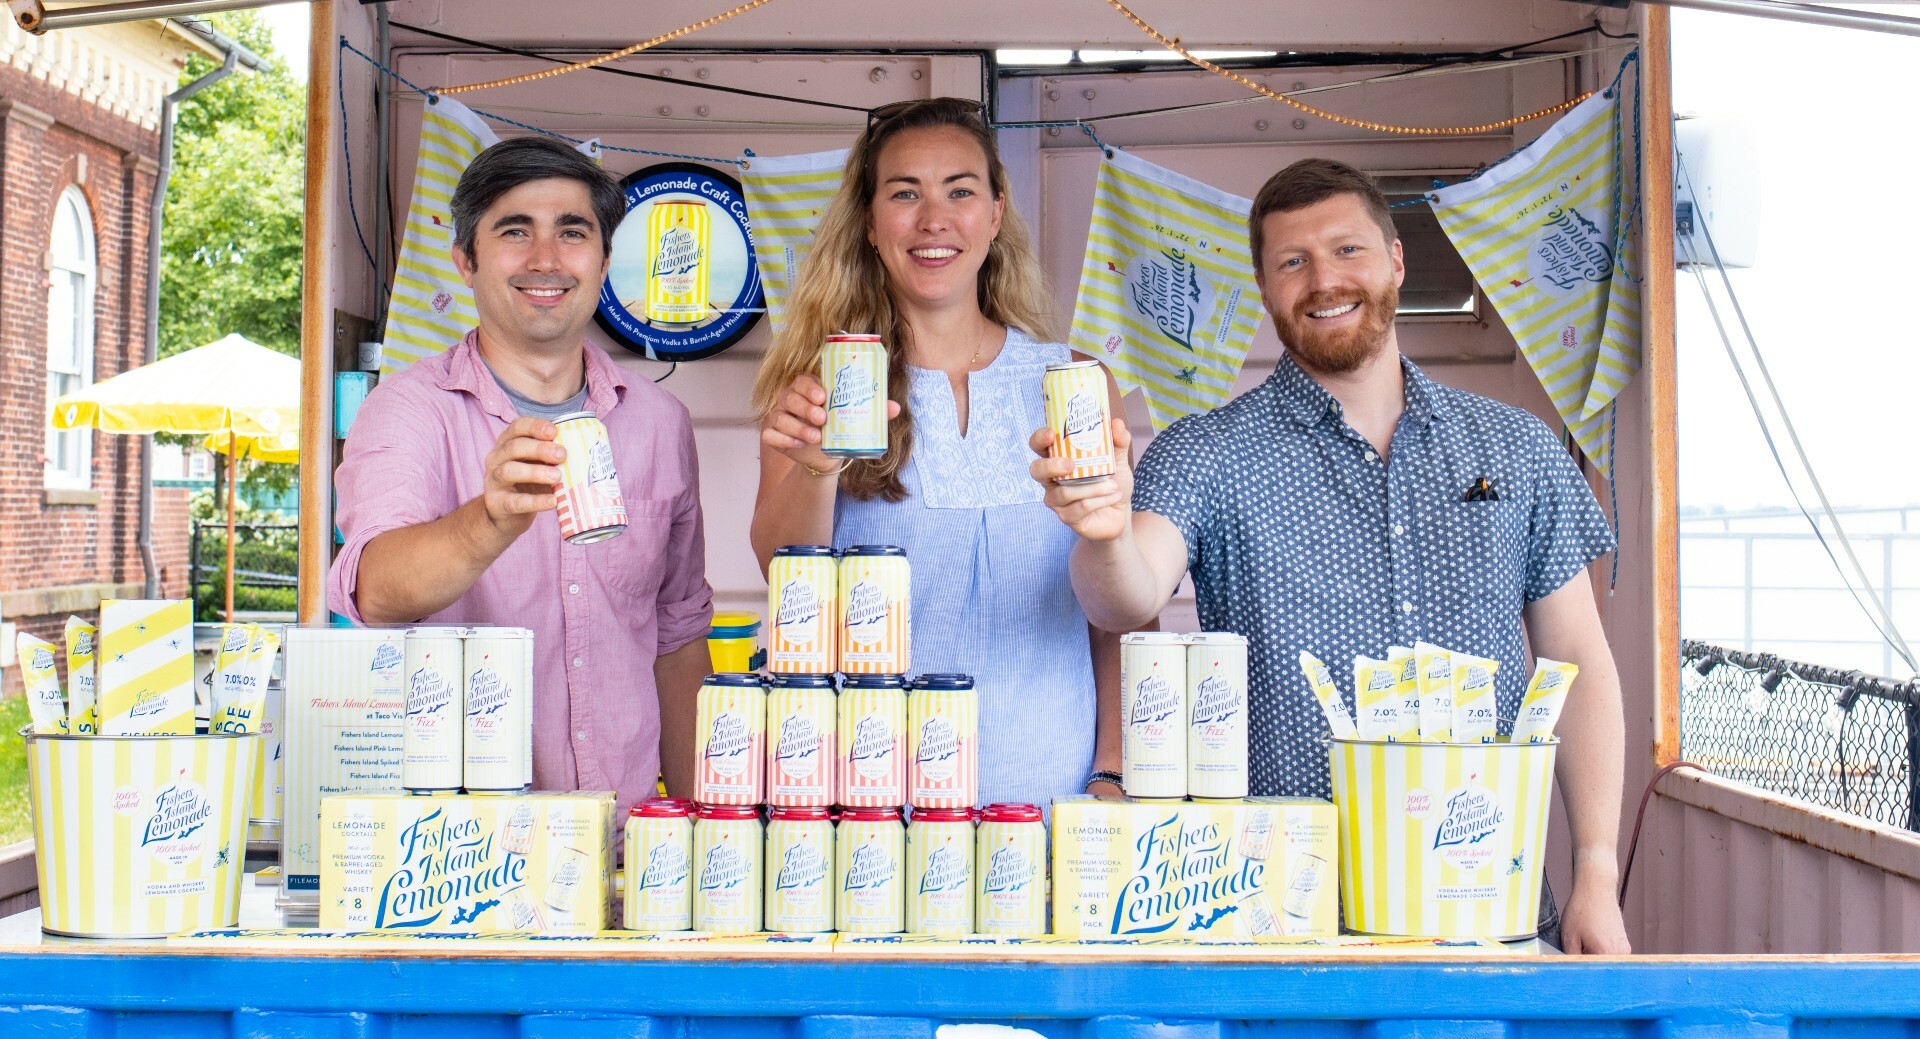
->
xmin=1328 ymin=737 xmax=1556 ymax=940
xmin=25 ymin=728 xmax=258 ymax=938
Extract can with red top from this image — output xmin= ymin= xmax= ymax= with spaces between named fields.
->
xmin=624 ymin=799 xmax=693 ymax=931
xmin=908 ymin=673 xmax=977 ymax=810
xmin=766 ymin=673 xmax=836 ymax=807
xmin=835 ymin=805 xmax=905 ymax=934
xmin=906 ymin=807 xmax=975 ymax=934
xmin=693 ymin=803 xmax=762 ymax=932
xmin=976 ymin=802 xmax=1048 ymax=935
xmin=837 ymin=674 xmax=907 ymax=807
xmin=764 ymin=805 xmax=834 ymax=933
xmin=695 ymin=674 xmax=766 ymax=805
xmin=551 ymin=411 xmax=627 ymax=544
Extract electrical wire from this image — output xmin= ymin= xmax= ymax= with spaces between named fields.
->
xmin=1618 ymin=760 xmax=1707 ymax=906
xmin=1675 ymin=151 xmax=1918 ymax=673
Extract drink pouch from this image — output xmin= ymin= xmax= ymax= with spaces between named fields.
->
xmin=1413 ymin=641 xmax=1455 ymax=743
xmin=208 ymin=623 xmax=255 ymax=721
xmin=1388 ymin=646 xmax=1419 ymax=740
xmin=216 ymin=629 xmax=278 ymax=734
xmin=1352 ymin=655 xmax=1404 ymax=742
xmin=64 ymin=616 xmax=97 ymax=735
xmin=18 ymin=633 xmax=67 ymax=734
xmin=1449 ymin=654 xmax=1501 ymax=743
xmin=1297 ymin=651 xmax=1357 ymax=740
xmin=1511 ymin=658 xmax=1580 ymax=742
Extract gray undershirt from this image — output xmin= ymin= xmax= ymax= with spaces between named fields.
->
xmin=486 ymin=364 xmax=589 ymax=421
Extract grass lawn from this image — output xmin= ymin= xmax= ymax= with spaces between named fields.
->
xmin=0 ymin=696 xmax=28 ymax=845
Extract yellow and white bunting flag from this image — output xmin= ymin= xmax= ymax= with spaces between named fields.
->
xmin=741 ymin=148 xmax=848 ymax=335
xmin=380 ymin=98 xmax=500 ymax=375
xmin=96 ymin=599 xmax=195 ymax=736
xmin=1067 ymin=150 xmax=1264 ymax=431
xmin=1429 ymin=89 xmax=1641 ymax=475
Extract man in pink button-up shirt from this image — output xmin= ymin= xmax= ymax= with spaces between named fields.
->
xmin=327 ymin=137 xmax=712 ymax=813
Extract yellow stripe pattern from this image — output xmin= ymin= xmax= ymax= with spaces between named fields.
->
xmin=1428 ymin=91 xmax=1641 ymax=475
xmin=741 ymin=149 xmax=848 ymax=335
xmin=96 ymin=599 xmax=194 ymax=736
xmin=1330 ymin=738 xmax=1557 ymax=938
xmin=1068 ymin=150 xmax=1263 ymax=431
xmin=29 ymin=731 xmax=257 ymax=937
xmin=380 ymin=98 xmax=500 ymax=374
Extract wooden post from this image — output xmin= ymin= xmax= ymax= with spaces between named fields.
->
xmin=297 ymin=0 xmax=338 ymax=624
xmin=1643 ymin=7 xmax=1682 ymax=767
xmin=226 ymin=432 xmax=237 ymax=623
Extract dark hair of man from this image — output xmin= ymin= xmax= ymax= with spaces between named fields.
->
xmin=1246 ymin=158 xmax=1399 ymax=269
xmin=450 ymin=135 xmax=626 ymax=264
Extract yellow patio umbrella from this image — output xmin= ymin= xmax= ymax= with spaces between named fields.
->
xmin=51 ymin=333 xmax=299 ymax=621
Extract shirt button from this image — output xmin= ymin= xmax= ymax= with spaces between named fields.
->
xmin=569 ymin=583 xmax=580 ymax=595
xmin=1401 ymin=600 xmax=1414 ymax=614
xmin=1364 ymin=450 xmax=1378 ymax=462
xmin=1393 ymin=523 xmax=1405 ymax=536
xmin=575 ymin=731 xmax=587 ymax=742
xmin=572 ymin=656 xmax=584 ymax=667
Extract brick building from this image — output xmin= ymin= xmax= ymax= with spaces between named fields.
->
xmin=0 ymin=18 xmax=211 ymax=695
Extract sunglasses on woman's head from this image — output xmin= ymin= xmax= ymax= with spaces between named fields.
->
xmin=864 ymin=98 xmax=988 ymax=138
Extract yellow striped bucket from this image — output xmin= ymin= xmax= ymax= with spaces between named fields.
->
xmin=1329 ymin=737 xmax=1556 ymax=939
xmin=25 ymin=729 xmax=258 ymax=937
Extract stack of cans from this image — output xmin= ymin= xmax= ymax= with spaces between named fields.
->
xmin=624 ymin=542 xmax=1048 ymax=936
xmin=1119 ymin=631 xmax=1250 ymax=801
xmin=400 ymin=626 xmax=535 ymax=795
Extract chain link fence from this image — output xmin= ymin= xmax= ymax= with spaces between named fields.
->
xmin=1680 ymin=639 xmax=1919 ymax=832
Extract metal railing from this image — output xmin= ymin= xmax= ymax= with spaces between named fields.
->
xmin=189 ymin=522 xmax=298 ymax=612
xmin=1680 ymin=639 xmax=1920 ymax=832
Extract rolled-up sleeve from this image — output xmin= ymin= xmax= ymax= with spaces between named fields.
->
xmin=326 ymin=382 xmax=455 ymax=624
xmin=653 ymin=410 xmax=714 ymax=653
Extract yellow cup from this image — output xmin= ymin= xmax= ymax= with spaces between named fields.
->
xmin=707 ymin=611 xmax=763 ymax=674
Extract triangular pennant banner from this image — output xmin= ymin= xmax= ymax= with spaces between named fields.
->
xmin=380 ymin=98 xmax=500 ymax=375
xmin=1429 ymin=88 xmax=1642 ymax=476
xmin=741 ymin=148 xmax=848 ymax=335
xmin=1067 ymin=150 xmax=1264 ymax=431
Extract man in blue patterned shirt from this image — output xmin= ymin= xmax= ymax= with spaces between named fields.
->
xmin=1029 ymin=158 xmax=1630 ymax=953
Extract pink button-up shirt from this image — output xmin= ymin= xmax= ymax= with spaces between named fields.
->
xmin=327 ymin=331 xmax=712 ymax=814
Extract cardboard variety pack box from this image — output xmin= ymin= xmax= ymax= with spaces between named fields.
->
xmin=283 ymin=627 xmax=406 ymax=898
xmin=321 ymin=792 xmax=615 ymax=934
xmin=1052 ymin=796 xmax=1337 ymax=939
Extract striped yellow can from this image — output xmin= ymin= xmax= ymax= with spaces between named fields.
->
xmin=645 ymin=199 xmax=709 ymax=326
xmin=624 ymin=799 xmax=693 ymax=931
xmin=820 ymin=334 xmax=888 ymax=458
xmin=1042 ymin=359 xmax=1116 ymax=483
xmin=764 ymin=806 xmax=835 ymax=933
xmin=26 ymin=730 xmax=258 ymax=937
xmin=975 ymin=802 xmax=1047 ymax=935
xmin=1330 ymin=737 xmax=1557 ymax=939
xmin=767 ymin=546 xmax=837 ymax=673
xmin=766 ymin=674 xmax=836 ymax=807
xmin=838 ymin=546 xmax=910 ymax=675
xmin=835 ymin=806 xmax=905 ymax=934
xmin=906 ymin=808 xmax=975 ymax=934
xmin=551 ymin=412 xmax=628 ymax=544
xmin=695 ymin=675 xmax=766 ymax=806
xmin=837 ymin=675 xmax=907 ymax=807
xmin=692 ymin=804 xmax=763 ymax=932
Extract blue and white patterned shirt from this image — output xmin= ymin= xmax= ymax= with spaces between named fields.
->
xmin=1132 ymin=353 xmax=1615 ymax=798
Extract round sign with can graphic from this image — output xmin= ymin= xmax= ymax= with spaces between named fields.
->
xmin=596 ymin=162 xmax=764 ymax=362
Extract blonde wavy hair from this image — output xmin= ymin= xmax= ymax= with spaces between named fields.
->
xmin=751 ymin=98 xmax=1056 ymax=501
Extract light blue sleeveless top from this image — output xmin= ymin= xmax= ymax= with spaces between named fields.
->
xmin=833 ymin=328 xmax=1095 ymax=810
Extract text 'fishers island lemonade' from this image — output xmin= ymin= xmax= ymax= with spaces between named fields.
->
xmin=1042 ymin=359 xmax=1116 ymax=483
xmin=836 ymin=806 xmax=905 ymax=934
xmin=695 ymin=675 xmax=767 ymax=806
xmin=551 ymin=412 xmax=627 ymax=544
xmin=624 ymin=799 xmax=693 ymax=931
xmin=765 ymin=805 xmax=835 ymax=933
xmin=462 ymin=627 xmax=532 ymax=792
xmin=1186 ymin=633 xmax=1249 ymax=799
xmin=820 ymin=334 xmax=888 ymax=457
xmin=908 ymin=674 xmax=977 ymax=809
xmin=767 ymin=545 xmax=837 ymax=673
xmin=838 ymin=675 xmax=907 ymax=807
xmin=402 ymin=627 xmax=465 ymax=793
xmin=976 ymin=803 xmax=1048 ymax=935
xmin=906 ymin=807 xmax=975 ymax=934
xmin=766 ymin=673 xmax=836 ymax=807
xmin=1121 ymin=632 xmax=1188 ymax=798
xmin=644 ymin=199 xmax=708 ymax=326
xmin=693 ymin=803 xmax=763 ymax=932
xmin=838 ymin=546 xmax=910 ymax=675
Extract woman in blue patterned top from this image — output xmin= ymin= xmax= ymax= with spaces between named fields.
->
xmin=749 ymin=98 xmax=1124 ymax=809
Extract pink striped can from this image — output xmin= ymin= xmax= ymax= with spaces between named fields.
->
xmin=551 ymin=411 xmax=627 ymax=544
xmin=837 ymin=674 xmax=906 ymax=808
xmin=908 ymin=674 xmax=977 ymax=810
xmin=766 ymin=673 xmax=836 ymax=807
xmin=694 ymin=674 xmax=766 ymax=806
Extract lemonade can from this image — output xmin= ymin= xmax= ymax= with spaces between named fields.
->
xmin=906 ymin=807 xmax=975 ymax=934
xmin=552 ymin=411 xmax=627 ymax=544
xmin=401 ymin=627 xmax=466 ymax=793
xmin=908 ymin=673 xmax=977 ymax=810
xmin=1042 ymin=359 xmax=1116 ymax=483
xmin=835 ymin=806 xmax=905 ymax=934
xmin=767 ymin=545 xmax=837 ymax=673
xmin=624 ymin=799 xmax=694 ymax=931
xmin=975 ymin=802 xmax=1047 ymax=936
xmin=766 ymin=673 xmax=836 ymax=807
xmin=692 ymin=803 xmax=763 ymax=932
xmin=765 ymin=805 xmax=835 ymax=933
xmin=837 ymin=674 xmax=907 ymax=807
xmin=838 ymin=546 xmax=910 ymax=674
xmin=694 ymin=674 xmax=767 ymax=806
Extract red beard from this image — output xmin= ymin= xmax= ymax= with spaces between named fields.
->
xmin=1273 ymin=281 xmax=1398 ymax=375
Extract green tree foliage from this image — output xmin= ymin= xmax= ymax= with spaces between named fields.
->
xmin=160 ymin=12 xmax=305 ymax=496
xmin=160 ymin=12 xmax=305 ymax=361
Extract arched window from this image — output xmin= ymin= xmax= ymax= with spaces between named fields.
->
xmin=46 ymin=186 xmax=95 ymax=490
